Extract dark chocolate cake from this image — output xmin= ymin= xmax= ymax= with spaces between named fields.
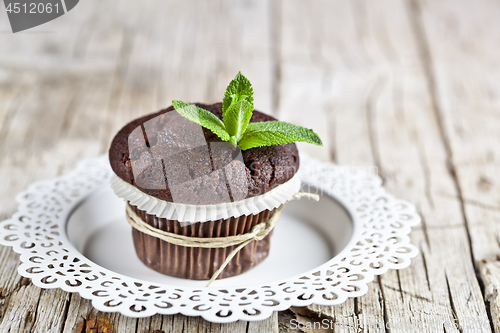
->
xmin=108 ymin=103 xmax=300 ymax=280
xmin=109 ymin=103 xmax=299 ymax=204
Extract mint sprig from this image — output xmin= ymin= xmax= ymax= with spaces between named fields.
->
xmin=172 ymin=72 xmax=323 ymax=150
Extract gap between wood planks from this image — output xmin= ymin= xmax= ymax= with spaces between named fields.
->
xmin=407 ymin=1 xmax=495 ymax=333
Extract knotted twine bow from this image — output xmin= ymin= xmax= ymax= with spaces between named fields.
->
xmin=125 ymin=192 xmax=319 ymax=287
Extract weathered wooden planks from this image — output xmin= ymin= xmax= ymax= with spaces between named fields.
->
xmin=278 ymin=0 xmax=493 ymax=332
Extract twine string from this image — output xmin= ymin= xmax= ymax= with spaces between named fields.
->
xmin=125 ymin=192 xmax=319 ymax=287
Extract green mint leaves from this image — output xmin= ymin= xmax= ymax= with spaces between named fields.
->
xmin=172 ymin=72 xmax=323 ymax=150
xmin=171 ymin=100 xmax=230 ymax=141
xmin=224 ymin=100 xmax=254 ymax=145
xmin=238 ymin=121 xmax=323 ymax=150
xmin=222 ymin=72 xmax=254 ymax=118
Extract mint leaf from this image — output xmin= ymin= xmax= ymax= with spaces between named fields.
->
xmin=172 ymin=72 xmax=323 ymax=151
xmin=222 ymin=72 xmax=254 ymax=118
xmin=238 ymin=121 xmax=323 ymax=150
xmin=223 ymin=99 xmax=254 ymax=141
xmin=172 ymin=100 xmax=230 ymax=141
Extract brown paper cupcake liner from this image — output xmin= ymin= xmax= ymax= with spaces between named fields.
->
xmin=129 ymin=203 xmax=274 ymax=280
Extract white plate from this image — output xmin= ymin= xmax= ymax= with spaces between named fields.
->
xmin=0 ymin=155 xmax=420 ymax=322
xmin=68 ymin=186 xmax=353 ymax=288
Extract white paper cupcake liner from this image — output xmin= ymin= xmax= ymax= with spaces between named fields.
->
xmin=110 ymin=173 xmax=301 ymax=224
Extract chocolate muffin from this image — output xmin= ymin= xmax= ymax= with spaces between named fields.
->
xmin=109 ymin=103 xmax=300 ymax=280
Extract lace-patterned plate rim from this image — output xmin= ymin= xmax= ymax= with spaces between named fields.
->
xmin=0 ymin=154 xmax=421 ymax=323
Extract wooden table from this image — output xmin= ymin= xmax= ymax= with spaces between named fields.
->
xmin=1 ymin=0 xmax=500 ymax=332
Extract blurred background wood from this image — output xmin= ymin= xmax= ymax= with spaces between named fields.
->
xmin=1 ymin=0 xmax=499 ymax=332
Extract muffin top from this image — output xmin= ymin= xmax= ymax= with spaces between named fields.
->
xmin=109 ymin=103 xmax=299 ymax=204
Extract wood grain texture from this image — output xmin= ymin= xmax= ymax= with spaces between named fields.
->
xmin=0 ymin=0 xmax=499 ymax=332
xmin=481 ymin=256 xmax=500 ymax=333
